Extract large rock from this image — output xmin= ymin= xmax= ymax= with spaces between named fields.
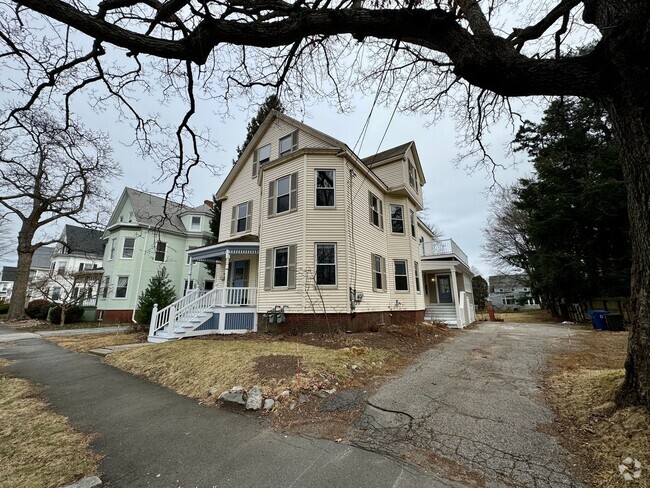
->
xmin=263 ymin=398 xmax=275 ymax=411
xmin=246 ymin=386 xmax=263 ymax=410
xmin=218 ymin=388 xmax=245 ymax=406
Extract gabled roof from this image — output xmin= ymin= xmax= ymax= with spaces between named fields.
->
xmin=107 ymin=188 xmax=195 ymax=235
xmin=61 ymin=225 xmax=104 ymax=256
xmin=1 ymin=266 xmax=16 ymax=281
xmin=32 ymin=246 xmax=54 ymax=269
xmin=361 ymin=142 xmax=413 ymax=166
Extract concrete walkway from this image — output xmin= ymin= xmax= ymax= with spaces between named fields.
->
xmin=0 ymin=325 xmax=458 ymax=488
xmin=0 ymin=325 xmax=131 ymax=343
xmin=353 ymin=322 xmax=584 ymax=488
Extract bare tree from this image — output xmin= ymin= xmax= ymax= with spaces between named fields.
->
xmin=0 ymin=111 xmax=119 ymax=320
xmin=2 ymin=0 xmax=650 ymax=406
xmin=29 ymin=267 xmax=99 ymax=325
xmin=481 ymin=186 xmax=534 ymax=278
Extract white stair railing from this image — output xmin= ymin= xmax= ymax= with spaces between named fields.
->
xmin=149 ymin=288 xmax=217 ymax=337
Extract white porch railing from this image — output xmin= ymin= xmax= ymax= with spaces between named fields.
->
xmin=421 ymin=238 xmax=469 ymax=266
xmin=149 ymin=287 xmax=258 ymax=338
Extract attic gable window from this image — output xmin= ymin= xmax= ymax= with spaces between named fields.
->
xmin=252 ymin=144 xmax=271 ymax=178
xmin=408 ymin=160 xmax=416 ymax=190
xmin=190 ymin=216 xmax=201 ymax=230
xmin=279 ymin=130 xmax=298 ymax=157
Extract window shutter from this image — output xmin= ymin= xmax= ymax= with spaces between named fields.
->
xmin=289 ymin=172 xmax=298 ymax=211
xmin=230 ymin=205 xmax=237 ymax=236
xmin=381 ymin=256 xmax=387 ymax=291
xmin=252 ymin=149 xmax=259 ymax=178
xmin=264 ymin=248 xmax=273 ymax=291
xmin=378 ymin=199 xmax=384 ymax=230
xmin=371 ymin=253 xmax=376 ymax=289
xmin=291 ymin=130 xmax=299 ymax=151
xmin=368 ymin=191 xmax=373 ymax=225
xmin=268 ymin=180 xmax=275 ymax=217
xmin=288 ymin=244 xmax=297 ymax=289
xmin=245 ymin=201 xmax=253 ymax=232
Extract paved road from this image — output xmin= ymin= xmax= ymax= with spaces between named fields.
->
xmin=353 ymin=322 xmax=584 ymax=488
xmin=0 ymin=325 xmax=459 ymax=488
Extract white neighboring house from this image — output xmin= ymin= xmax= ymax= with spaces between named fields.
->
xmin=488 ymin=274 xmax=541 ymax=311
xmin=38 ymin=225 xmax=105 ymax=308
xmin=149 ymin=111 xmax=476 ymax=342
xmin=96 ymin=188 xmax=214 ymax=323
xmin=0 ymin=266 xmax=15 ymax=302
xmin=24 ymin=246 xmax=55 ymax=302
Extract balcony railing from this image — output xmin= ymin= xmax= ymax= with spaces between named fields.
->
xmin=420 ymin=238 xmax=469 ymax=266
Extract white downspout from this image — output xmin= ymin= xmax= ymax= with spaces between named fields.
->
xmin=131 ymin=227 xmax=151 ymax=324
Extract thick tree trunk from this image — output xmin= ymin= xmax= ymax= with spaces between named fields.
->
xmin=6 ymin=230 xmax=36 ymax=321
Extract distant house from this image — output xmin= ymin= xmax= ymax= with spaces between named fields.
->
xmin=43 ymin=225 xmax=105 ymax=307
xmin=148 ymin=111 xmax=475 ymax=342
xmin=25 ymin=246 xmax=55 ymax=302
xmin=0 ymin=266 xmax=16 ymax=302
xmin=96 ymin=188 xmax=214 ymax=323
xmin=488 ymin=274 xmax=540 ymax=310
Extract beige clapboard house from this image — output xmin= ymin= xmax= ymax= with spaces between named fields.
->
xmin=148 ymin=111 xmax=475 ymax=342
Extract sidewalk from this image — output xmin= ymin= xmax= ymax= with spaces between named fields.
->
xmin=0 ymin=325 xmax=457 ymax=488
xmin=0 ymin=325 xmax=131 ymax=343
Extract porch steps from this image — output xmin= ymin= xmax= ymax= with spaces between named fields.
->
xmin=424 ymin=304 xmax=458 ymax=326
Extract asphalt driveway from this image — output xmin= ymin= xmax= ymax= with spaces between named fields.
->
xmin=353 ymin=322 xmax=584 ymax=487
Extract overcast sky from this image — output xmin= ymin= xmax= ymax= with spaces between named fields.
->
xmin=1 ymin=92 xmax=538 ymax=278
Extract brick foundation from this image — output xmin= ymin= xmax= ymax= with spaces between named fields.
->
xmin=98 ymin=309 xmax=134 ymax=323
xmin=258 ymin=310 xmax=425 ymax=334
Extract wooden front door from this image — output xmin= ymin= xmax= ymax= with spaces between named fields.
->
xmin=437 ymin=274 xmax=453 ymax=303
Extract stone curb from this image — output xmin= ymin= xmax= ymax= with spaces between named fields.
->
xmin=58 ymin=475 xmax=102 ymax=488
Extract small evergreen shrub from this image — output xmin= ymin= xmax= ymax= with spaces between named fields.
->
xmin=135 ymin=267 xmax=176 ymax=331
xmin=26 ymin=299 xmax=55 ymax=320
xmin=48 ymin=305 xmax=85 ymax=325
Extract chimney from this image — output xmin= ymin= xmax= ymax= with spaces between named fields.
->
xmin=204 ymin=199 xmax=214 ymax=208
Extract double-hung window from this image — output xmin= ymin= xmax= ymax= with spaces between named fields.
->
xmin=51 ymin=287 xmax=61 ymax=301
xmin=315 ymin=243 xmax=336 ymax=286
xmin=279 ymin=130 xmax=298 ymax=157
xmin=410 ymin=210 xmax=416 ymax=238
xmin=231 ymin=201 xmax=253 ymax=235
xmin=390 ymin=204 xmax=404 ymax=234
xmin=408 ymin=160 xmax=416 ymax=189
xmin=154 ymin=241 xmax=167 ymax=262
xmin=315 ymin=170 xmax=335 ymax=207
xmin=268 ymin=173 xmax=297 ymax=216
xmin=368 ymin=192 xmax=384 ymax=229
xmin=252 ymin=144 xmax=271 ymax=178
xmin=264 ymin=245 xmax=297 ymax=290
xmin=101 ymin=277 xmax=110 ymax=298
xmin=414 ymin=261 xmax=421 ymax=292
xmin=109 ymin=238 xmax=116 ymax=260
xmin=115 ymin=276 xmax=129 ymax=298
xmin=190 ymin=216 xmax=201 ymax=231
xmin=122 ymin=237 xmax=135 ymax=258
xmin=394 ymin=260 xmax=409 ymax=291
xmin=371 ymin=253 xmax=386 ymax=291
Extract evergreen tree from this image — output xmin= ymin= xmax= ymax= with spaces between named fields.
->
xmin=512 ymin=98 xmax=630 ymax=314
xmin=135 ymin=267 xmax=176 ymax=329
xmin=471 ymin=275 xmax=488 ymax=310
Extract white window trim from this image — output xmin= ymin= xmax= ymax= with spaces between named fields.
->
xmin=390 ymin=204 xmax=405 ymax=235
xmin=273 ymin=246 xmax=289 ymax=289
xmin=121 ymin=237 xmax=135 ymax=259
xmin=275 ymin=175 xmax=291 ymax=215
xmin=314 ymin=242 xmax=337 ymax=288
xmin=415 ymin=261 xmax=421 ymax=293
xmin=109 ymin=238 xmax=116 ymax=260
xmin=258 ymin=143 xmax=271 ymax=164
xmin=115 ymin=275 xmax=129 ymax=299
xmin=154 ymin=241 xmax=167 ymax=263
xmin=190 ymin=216 xmax=201 ymax=231
xmin=410 ymin=209 xmax=416 ymax=239
xmin=394 ymin=259 xmax=409 ymax=293
xmin=236 ymin=202 xmax=250 ymax=233
xmin=369 ymin=192 xmax=383 ymax=230
xmin=314 ymin=169 xmax=336 ymax=209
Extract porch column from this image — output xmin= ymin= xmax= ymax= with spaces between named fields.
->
xmin=449 ymin=267 xmax=461 ymax=328
xmin=222 ymin=250 xmax=231 ymax=307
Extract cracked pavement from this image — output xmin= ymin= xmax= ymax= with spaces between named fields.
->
xmin=352 ymin=322 xmax=584 ymax=488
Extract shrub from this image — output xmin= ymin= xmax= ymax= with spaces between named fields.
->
xmin=135 ymin=267 xmax=176 ymax=331
xmin=25 ymin=299 xmax=55 ymax=320
xmin=0 ymin=303 xmax=9 ymax=315
xmin=48 ymin=305 xmax=85 ymax=325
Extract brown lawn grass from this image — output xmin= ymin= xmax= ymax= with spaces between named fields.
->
xmin=104 ymin=338 xmax=394 ymax=399
xmin=0 ymin=370 xmax=99 ymax=488
xmin=546 ymin=330 xmax=650 ymax=488
xmin=47 ymin=331 xmax=147 ymax=353
xmin=499 ymin=309 xmax=557 ymax=323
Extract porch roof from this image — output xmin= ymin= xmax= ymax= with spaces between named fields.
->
xmin=187 ymin=241 xmax=259 ymax=262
